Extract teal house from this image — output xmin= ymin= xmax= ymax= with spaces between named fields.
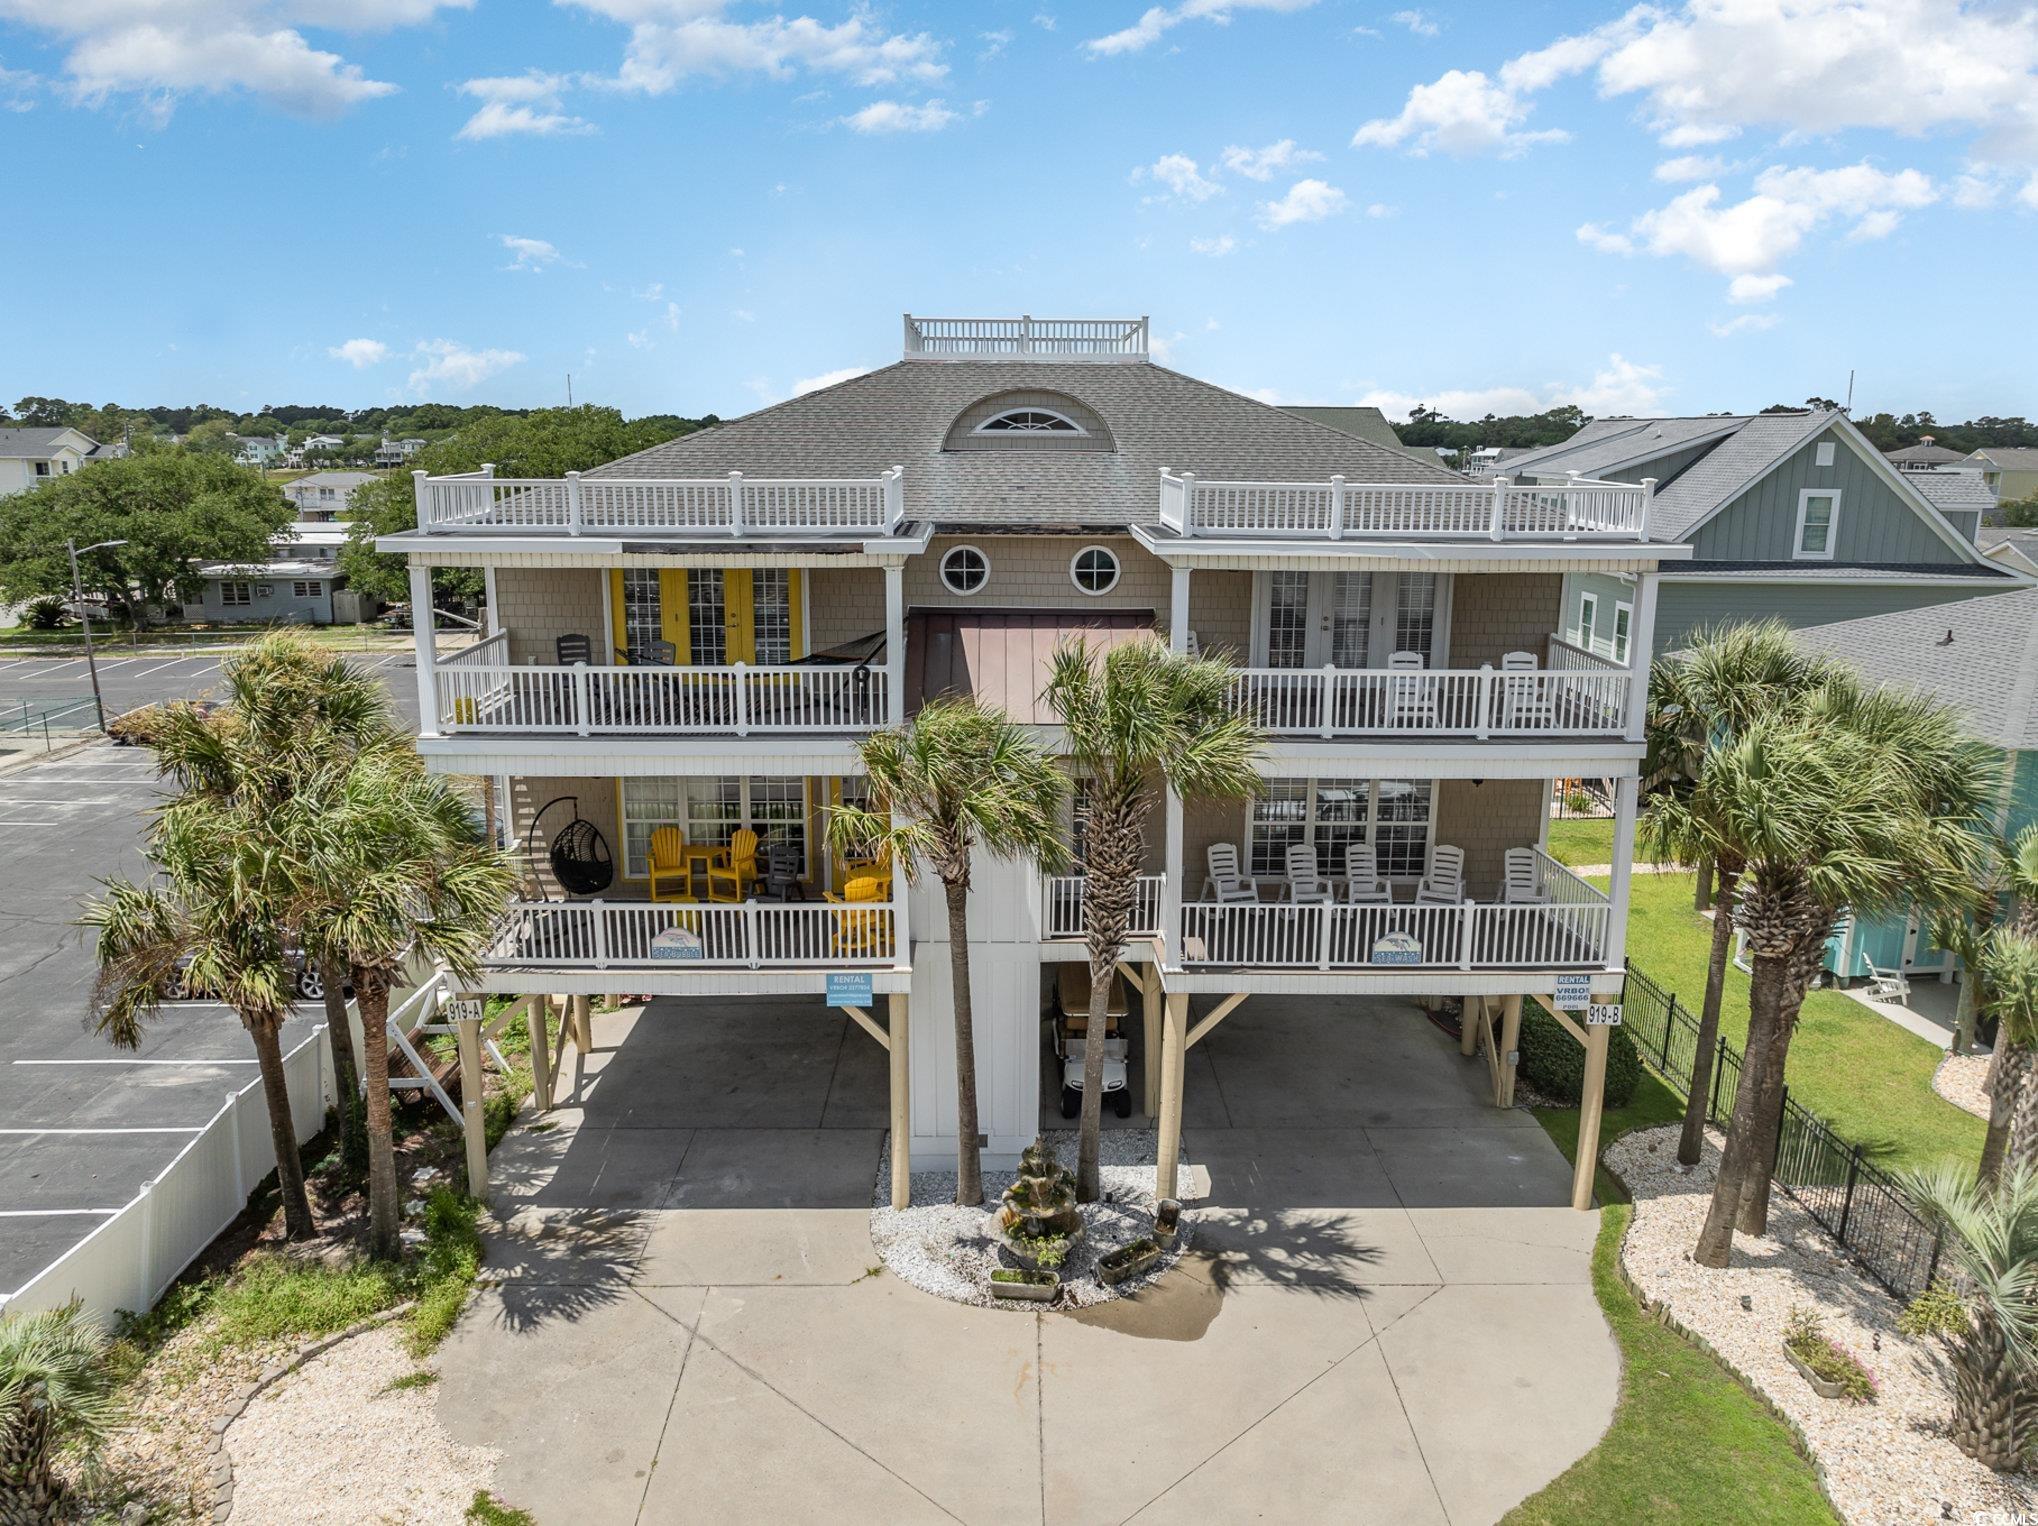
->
xmin=1498 ymin=409 xmax=2024 ymax=660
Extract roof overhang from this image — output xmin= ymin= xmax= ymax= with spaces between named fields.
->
xmin=1661 ymin=569 xmax=2026 ymax=586
xmin=417 ymin=734 xmax=869 ymax=777
xmin=1157 ymin=967 xmax=1624 ymax=999
xmin=1254 ymin=740 xmax=1642 ymax=779
xmin=1129 ymin=527 xmax=1691 ymax=572
xmin=470 ymin=965 xmax=913 ymax=997
xmin=379 ymin=521 xmax=934 ymax=567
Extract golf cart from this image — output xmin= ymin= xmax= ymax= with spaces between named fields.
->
xmin=1053 ymin=964 xmax=1133 ymax=1119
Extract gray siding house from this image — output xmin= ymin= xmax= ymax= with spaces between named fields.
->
xmin=1500 ymin=411 xmax=2024 ymax=657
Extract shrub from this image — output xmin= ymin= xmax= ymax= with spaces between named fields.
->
xmin=1783 ymin=1306 xmax=1878 ymax=1403
xmin=1517 ymin=999 xmax=1640 ymax=1108
xmin=1898 ymin=1278 xmax=1970 ymax=1341
xmin=22 ymin=596 xmax=68 ymax=631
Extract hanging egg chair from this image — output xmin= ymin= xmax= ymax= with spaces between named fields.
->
xmin=526 ymin=796 xmax=615 ymax=896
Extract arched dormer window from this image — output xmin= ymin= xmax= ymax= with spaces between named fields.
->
xmin=944 ymin=390 xmax=1115 ymax=453
xmin=973 ymin=407 xmax=1086 ymax=436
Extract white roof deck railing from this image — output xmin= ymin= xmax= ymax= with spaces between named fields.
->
xmin=902 ymin=313 xmax=1149 ymax=362
xmin=1158 ymin=469 xmax=1654 ymax=542
xmin=414 ymin=464 xmax=906 ymax=536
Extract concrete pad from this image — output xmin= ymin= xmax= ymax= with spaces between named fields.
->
xmin=1039 ymin=1032 xmax=1231 ymax=1132
xmin=694 ymin=1282 xmax=1039 ymax=1525
xmin=641 ymin=1340 xmax=953 ymax=1525
xmin=0 ymin=1133 xmax=191 ymax=1210
xmin=1040 ymin=1281 xmax=1375 ymax=1525
xmin=821 ymin=1021 xmax=894 ymax=1129
xmin=1127 ymin=1340 xmax=1448 ymax=1526
xmin=636 ymin=1209 xmax=878 ymax=1286
xmin=658 ymin=1127 xmax=882 ymax=1209
xmin=490 ymin=1124 xmax=693 ymax=1209
xmin=1369 ymin=1125 xmax=1575 ymax=1211
xmin=1188 ymin=1126 xmax=1386 ymax=1205
xmin=1377 ymin=1282 xmax=1619 ymax=1525
xmin=1191 ymin=1205 xmax=1442 ymax=1290
xmin=478 ymin=1207 xmax=650 ymax=1287
xmin=1405 ymin=1205 xmax=1598 ymax=1285
xmin=436 ymin=1285 xmax=700 ymax=1524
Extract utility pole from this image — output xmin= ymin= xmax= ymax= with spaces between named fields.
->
xmin=67 ymin=537 xmax=128 ymax=734
xmin=566 ymin=373 xmax=573 ymax=406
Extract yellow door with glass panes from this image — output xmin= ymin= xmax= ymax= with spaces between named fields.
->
xmin=608 ymin=569 xmax=803 ymax=665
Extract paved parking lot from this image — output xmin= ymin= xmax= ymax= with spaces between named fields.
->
xmin=0 ymin=745 xmax=320 ymax=1297
xmin=0 ymin=648 xmax=422 ymax=736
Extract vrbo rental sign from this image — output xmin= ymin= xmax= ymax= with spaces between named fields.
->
xmin=1371 ymin=930 xmax=1422 ymax=966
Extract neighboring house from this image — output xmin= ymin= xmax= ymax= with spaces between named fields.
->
xmin=285 ymin=470 xmax=376 ymax=521
xmin=232 ymin=433 xmax=287 ymax=467
xmin=1884 ymin=439 xmax=1966 ymax=472
xmin=1793 ymin=588 xmax=2038 ymax=993
xmin=378 ymin=310 xmax=1680 ymax=1212
xmin=1499 ymin=410 xmax=2023 ymax=659
xmin=1283 ymin=405 xmax=1439 ymax=471
xmin=1965 ymin=447 xmax=2038 ymax=505
xmin=1983 ymin=527 xmax=2038 ymax=578
xmin=1457 ymin=445 xmax=1534 ymax=478
xmin=0 ymin=426 xmax=104 ymax=497
xmin=190 ymin=521 xmax=352 ymax=625
xmin=1907 ymin=467 xmax=1997 ymax=541
xmin=375 ymin=437 xmax=427 ymax=467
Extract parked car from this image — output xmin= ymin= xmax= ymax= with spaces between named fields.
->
xmin=1052 ymin=963 xmax=1133 ymax=1118
xmin=170 ymin=947 xmax=350 ymax=1004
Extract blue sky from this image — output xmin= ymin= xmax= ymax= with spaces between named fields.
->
xmin=2 ymin=0 xmax=2035 ymax=423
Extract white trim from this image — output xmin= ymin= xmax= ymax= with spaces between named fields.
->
xmin=1069 ymin=544 xmax=1121 ymax=596
xmin=1660 ymin=570 xmax=2025 ymax=586
xmin=939 ymin=543 xmax=989 ymax=596
xmin=1793 ymin=488 xmax=1840 ymax=560
xmin=1257 ymin=740 xmax=1643 ymax=780
xmin=417 ymin=735 xmax=867 ymax=777
xmin=1815 ymin=442 xmax=1836 ymax=468
xmin=1613 ymin=600 xmax=1633 ymax=663
xmin=1576 ymin=590 xmax=1599 ymax=652
xmin=972 ymin=406 xmax=1088 ymax=437
xmin=1130 ymin=526 xmax=1691 ymax=571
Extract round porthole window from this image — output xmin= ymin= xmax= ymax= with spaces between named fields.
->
xmin=940 ymin=545 xmax=989 ymax=596
xmin=1070 ymin=545 xmax=1120 ymax=596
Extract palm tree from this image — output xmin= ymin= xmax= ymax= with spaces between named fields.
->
xmin=1977 ymin=929 xmax=2038 ymax=1183
xmin=1691 ymin=683 xmax=1994 ymax=1267
xmin=1044 ymin=637 xmax=1262 ymax=1204
xmin=829 ymin=700 xmax=1067 ymax=1207
xmin=1901 ymin=1163 xmax=2038 ymax=1470
xmin=0 ymin=1303 xmax=117 ymax=1521
xmin=85 ymin=790 xmax=319 ymax=1238
xmin=287 ymin=738 xmax=516 ymax=1258
xmin=1641 ymin=621 xmax=1836 ymax=1168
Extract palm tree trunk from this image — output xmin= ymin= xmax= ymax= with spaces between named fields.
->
xmin=1695 ymin=950 xmax=1787 ymax=1266
xmin=319 ymin=954 xmax=364 ymax=1166
xmin=1693 ymin=855 xmax=1713 ymax=911
xmin=0 ymin=1398 xmax=61 ymax=1522
xmin=1735 ymin=1039 xmax=1791 ymax=1235
xmin=1981 ymin=1040 xmax=2024 ymax=1184
xmin=1950 ymin=1316 xmax=2024 ymax=1469
xmin=1076 ymin=798 xmax=1141 ymax=1204
xmin=942 ymin=878 xmax=984 ymax=1207
xmin=355 ymin=972 xmax=402 ymax=1259
xmin=2005 ymin=1043 xmax=2038 ymax=1177
xmin=1680 ymin=864 xmax=1738 ymax=1166
xmin=247 ymin=1012 xmax=315 ymax=1240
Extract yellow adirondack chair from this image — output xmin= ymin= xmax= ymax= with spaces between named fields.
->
xmin=707 ymin=828 xmax=760 ymax=904
xmin=648 ymin=826 xmax=693 ymax=904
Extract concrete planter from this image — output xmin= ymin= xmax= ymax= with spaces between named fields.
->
xmin=1783 ymin=1343 xmax=1850 ymax=1400
xmin=989 ymin=1270 xmax=1059 ymax=1303
xmin=1152 ymin=1199 xmax=1182 ymax=1246
xmin=1097 ymin=1238 xmax=1161 ymax=1287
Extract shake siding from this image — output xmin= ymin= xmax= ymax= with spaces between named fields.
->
xmin=1432 ymin=780 xmax=1546 ymax=896
xmin=495 ymin=567 xmax=606 ymax=665
xmin=509 ymin=776 xmax=620 ymax=896
xmin=1653 ymin=580 xmax=1998 ymax=653
xmin=1188 ymin=571 xmax=1253 ymax=659
xmin=1444 ymin=573 xmax=1563 ymax=668
xmin=905 ymin=534 xmax=1167 ymax=618
xmin=1690 ymin=428 xmax=1965 ymax=563
xmin=807 ymin=567 xmax=885 ymax=652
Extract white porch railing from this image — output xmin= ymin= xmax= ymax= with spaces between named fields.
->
xmin=1158 ymin=471 xmax=1651 ymax=541
xmin=1548 ymin=632 xmax=1626 ymax=672
xmin=1041 ymin=874 xmax=1166 ymax=940
xmin=903 ymin=314 xmax=1148 ymax=361
xmin=1231 ymin=657 xmax=1630 ymax=737
xmin=484 ymin=898 xmax=902 ymax=970
xmin=1178 ymin=855 xmax=1611 ymax=972
xmin=436 ymin=629 xmax=508 ymax=667
xmin=435 ymin=660 xmax=890 ymax=736
xmin=415 ymin=465 xmax=906 ymax=536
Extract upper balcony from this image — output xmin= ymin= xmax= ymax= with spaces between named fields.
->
xmin=1156 ymin=471 xmax=1652 ymax=543
xmin=413 ymin=465 xmax=906 ymax=538
xmin=902 ymin=313 xmax=1149 ymax=362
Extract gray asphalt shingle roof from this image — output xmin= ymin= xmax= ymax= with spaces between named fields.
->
xmin=1885 ymin=443 xmax=1965 ymax=466
xmin=1672 ymin=560 xmax=2012 ymax=582
xmin=1908 ymin=469 xmax=1998 ymax=514
xmin=1497 ymin=415 xmax=1749 ymax=482
xmin=1970 ymin=447 xmax=2038 ymax=471
xmin=1646 ymin=411 xmax=1837 ymax=541
xmin=592 ymin=360 xmax=1463 ymax=527
xmin=1791 ymin=586 xmax=2038 ymax=752
xmin=0 ymin=427 xmax=91 ymax=459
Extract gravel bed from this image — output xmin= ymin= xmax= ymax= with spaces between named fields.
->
xmin=872 ymin=1131 xmax=1194 ymax=1310
xmin=1932 ymin=1052 xmax=1992 ymax=1120
xmin=1609 ymin=1124 xmax=2037 ymax=1525
xmin=227 ymin=1325 xmax=499 ymax=1525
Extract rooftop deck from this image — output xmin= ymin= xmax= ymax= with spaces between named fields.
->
xmin=1158 ymin=470 xmax=1653 ymax=542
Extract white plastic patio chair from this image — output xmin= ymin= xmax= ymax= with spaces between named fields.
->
xmin=1204 ymin=843 xmax=1261 ymax=904
xmin=1415 ymin=844 xmax=1465 ymax=906
xmin=1283 ymin=843 xmax=1335 ymax=904
xmin=1387 ymin=650 xmax=1437 ymax=729
xmin=1864 ymin=960 xmax=1911 ymax=1006
xmin=1344 ymin=843 xmax=1393 ymax=905
xmin=1498 ymin=650 xmax=1554 ymax=731
xmin=1501 ymin=846 xmax=1550 ymax=904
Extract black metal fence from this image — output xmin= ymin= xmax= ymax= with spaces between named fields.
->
xmin=1619 ymin=964 xmax=1941 ymax=1301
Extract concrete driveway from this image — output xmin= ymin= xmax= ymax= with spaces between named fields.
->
xmin=434 ymin=996 xmax=1617 ymax=1525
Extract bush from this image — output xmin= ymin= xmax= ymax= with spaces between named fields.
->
xmin=1783 ymin=1306 xmax=1878 ymax=1403
xmin=1517 ymin=999 xmax=1640 ymax=1108
xmin=22 ymin=596 xmax=68 ymax=630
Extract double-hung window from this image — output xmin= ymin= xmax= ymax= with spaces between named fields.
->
xmin=619 ymin=776 xmax=808 ymax=878
xmin=220 ymin=581 xmax=253 ymax=607
xmin=1613 ymin=601 xmax=1633 ymax=663
xmin=1246 ymin=779 xmax=1434 ymax=880
xmin=1795 ymin=490 xmax=1840 ymax=560
xmin=1576 ymin=591 xmax=1599 ymax=653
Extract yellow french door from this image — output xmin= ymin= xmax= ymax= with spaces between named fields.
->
xmin=608 ymin=569 xmax=803 ymax=665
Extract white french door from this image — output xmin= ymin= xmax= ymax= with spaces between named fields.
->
xmin=1255 ymin=571 xmax=1449 ymax=668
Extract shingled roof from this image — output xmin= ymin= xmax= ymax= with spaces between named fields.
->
xmin=591 ymin=360 xmax=1463 ymax=529
xmin=1496 ymin=415 xmax=1749 ymax=483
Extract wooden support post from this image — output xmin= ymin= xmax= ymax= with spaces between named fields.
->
xmin=1460 ymin=994 xmax=1481 ymax=1056
xmin=888 ymin=993 xmax=911 ymax=1211
xmin=527 ymin=994 xmax=552 ymax=1115
xmin=455 ymin=1007 xmax=489 ymax=1205
xmin=572 ymin=993 xmax=592 ymax=1052
xmin=1498 ymin=994 xmax=1523 ymax=1109
xmin=1155 ymin=992 xmax=1189 ymax=1201
xmin=1141 ymin=965 xmax=1161 ymax=1120
xmin=1571 ymin=1019 xmax=1612 ymax=1211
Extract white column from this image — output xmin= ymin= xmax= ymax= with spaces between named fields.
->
xmin=410 ymin=561 xmax=439 ymax=734
xmin=482 ymin=567 xmax=500 ymax=636
xmin=884 ymin=561 xmax=906 ymax=727
xmin=456 ymin=1006 xmax=489 ymax=1204
xmin=1162 ymin=786 xmax=1185 ymax=967
xmin=1169 ymin=565 xmax=1190 ymax=654
xmin=1605 ymin=775 xmax=1639 ymax=971
xmin=1625 ymin=569 xmax=1660 ymax=741
xmin=888 ymin=992 xmax=911 ymax=1209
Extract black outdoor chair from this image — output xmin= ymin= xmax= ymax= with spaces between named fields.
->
xmin=758 ymin=842 xmax=805 ymax=902
xmin=555 ymin=633 xmax=594 ymax=666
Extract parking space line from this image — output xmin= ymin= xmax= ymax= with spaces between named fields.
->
xmin=0 ymin=1208 xmax=122 ymax=1217
xmin=24 ymin=659 xmax=88 ymax=678
xmin=0 ymin=1126 xmax=203 ymax=1134
xmin=13 ymin=1057 xmax=256 ymax=1066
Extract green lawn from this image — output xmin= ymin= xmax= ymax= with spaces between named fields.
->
xmin=1619 ymin=872 xmax=1980 ymax=1171
xmin=1545 ymin=817 xmax=1618 ymax=868
xmin=1504 ymin=1071 xmax=1839 ymax=1525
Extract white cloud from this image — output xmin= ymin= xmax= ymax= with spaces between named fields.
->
xmin=1217 ymin=138 xmax=1321 ymax=181
xmin=662 ymin=301 xmax=681 ymax=332
xmin=792 ymin=365 xmax=871 ymax=396
xmin=1352 ymin=68 xmax=1568 ymax=156
xmin=328 ymin=338 xmax=391 ymax=368
xmin=1085 ymin=0 xmax=1318 ymax=58
xmin=731 ymin=308 xmax=756 ymax=322
xmin=408 ymin=339 xmax=524 ymax=396
xmin=1654 ymin=154 xmax=1725 ymax=183
xmin=500 ymin=234 xmax=567 ymax=271
xmin=1952 ymin=171 xmax=2004 ymax=209
xmin=626 ymin=329 xmax=653 ymax=349
xmin=0 ymin=62 xmax=39 ymax=110
xmin=1390 ymin=9 xmax=1438 ymax=38
xmin=978 ymin=28 xmax=1013 ymax=59
xmin=567 ymin=3 xmax=948 ymax=96
xmin=1365 ymin=202 xmax=1397 ymax=218
xmin=1133 ymin=152 xmax=1221 ymax=202
xmin=843 ymin=98 xmax=969 ymax=133
xmin=456 ymin=72 xmax=593 ymax=140
xmin=1727 ymin=272 xmax=1792 ymax=304
xmin=2 ymin=0 xmax=468 ymax=120
xmin=1357 ymin=354 xmax=1668 ymax=420
xmin=1710 ymin=313 xmax=1780 ymax=337
xmin=1256 ymin=177 xmax=1348 ymax=228
xmin=1190 ymin=233 xmax=1238 ymax=255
